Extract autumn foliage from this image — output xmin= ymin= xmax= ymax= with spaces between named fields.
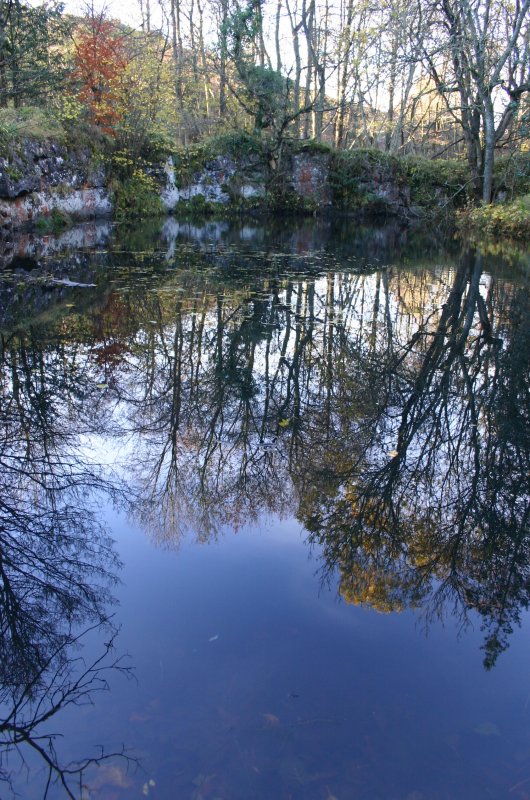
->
xmin=72 ymin=17 xmax=130 ymax=133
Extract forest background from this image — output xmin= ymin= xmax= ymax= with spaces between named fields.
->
xmin=0 ymin=0 xmax=529 ymax=227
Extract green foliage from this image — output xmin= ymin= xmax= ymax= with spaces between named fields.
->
xmin=221 ymin=1 xmax=290 ymax=133
xmin=171 ymin=143 xmax=211 ymax=184
xmin=207 ymin=130 xmax=264 ymax=159
xmin=139 ymin=130 xmax=178 ymax=161
xmin=457 ymin=196 xmax=530 ymax=240
xmin=404 ymin=156 xmax=471 ymax=210
xmin=492 ymin=152 xmax=530 ymax=199
xmin=244 ymin=65 xmax=288 ymax=131
xmin=0 ymin=0 xmax=71 ymax=107
xmin=175 ymin=194 xmax=219 ymax=216
xmin=221 ymin=0 xmax=263 ymax=66
xmin=111 ymin=169 xmax=163 ymax=220
xmin=330 ymin=149 xmax=406 ymax=212
xmin=33 ymin=209 xmax=71 ymax=233
xmin=292 ymin=139 xmax=332 ymax=154
xmin=0 ymin=107 xmax=65 ymax=147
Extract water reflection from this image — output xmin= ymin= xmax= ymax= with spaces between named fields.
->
xmin=0 ymin=217 xmax=529 ymax=796
xmin=0 ymin=329 xmax=132 ymax=796
xmin=301 ymin=252 xmax=530 ymax=669
xmin=47 ymin=221 xmax=525 ymax=669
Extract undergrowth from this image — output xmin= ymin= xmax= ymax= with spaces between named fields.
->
xmin=457 ymin=195 xmax=530 ymax=240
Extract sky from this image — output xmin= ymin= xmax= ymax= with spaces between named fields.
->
xmin=60 ymin=0 xmax=144 ymax=26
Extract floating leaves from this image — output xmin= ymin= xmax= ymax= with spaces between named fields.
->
xmin=142 ymin=778 xmax=157 ymax=796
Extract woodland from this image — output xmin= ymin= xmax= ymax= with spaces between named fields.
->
xmin=0 ymin=0 xmax=529 ymax=220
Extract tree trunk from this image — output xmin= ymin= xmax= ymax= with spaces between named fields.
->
xmin=274 ymin=0 xmax=282 ymax=73
xmin=286 ymin=0 xmax=302 ymax=138
xmin=334 ymin=0 xmax=354 ymax=148
xmin=219 ymin=0 xmax=228 ymax=118
xmin=170 ymin=0 xmax=184 ymax=115
xmin=482 ymin=100 xmax=495 ymax=203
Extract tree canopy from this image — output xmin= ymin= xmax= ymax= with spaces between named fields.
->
xmin=0 ymin=0 xmax=528 ymax=200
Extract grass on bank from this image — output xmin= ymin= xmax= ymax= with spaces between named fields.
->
xmin=0 ymin=106 xmax=66 ymax=145
xmin=457 ymin=195 xmax=530 ymax=241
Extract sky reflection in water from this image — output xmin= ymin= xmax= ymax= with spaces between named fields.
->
xmin=0 ymin=217 xmax=529 ymax=799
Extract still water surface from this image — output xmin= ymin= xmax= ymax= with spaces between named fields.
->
xmin=0 ymin=217 xmax=529 ymax=799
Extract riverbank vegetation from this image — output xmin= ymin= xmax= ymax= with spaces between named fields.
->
xmin=0 ymin=0 xmax=529 ymax=235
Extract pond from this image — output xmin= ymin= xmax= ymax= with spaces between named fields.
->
xmin=0 ymin=216 xmax=529 ymax=800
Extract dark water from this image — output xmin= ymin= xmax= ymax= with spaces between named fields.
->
xmin=0 ymin=217 xmax=529 ymax=799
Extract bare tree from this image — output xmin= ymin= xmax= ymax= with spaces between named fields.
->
xmin=424 ymin=0 xmax=530 ymax=200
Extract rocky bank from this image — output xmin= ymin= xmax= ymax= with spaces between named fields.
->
xmin=0 ymin=137 xmax=414 ymax=231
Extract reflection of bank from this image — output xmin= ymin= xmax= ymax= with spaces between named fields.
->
xmin=0 ymin=328 xmax=132 ymax=797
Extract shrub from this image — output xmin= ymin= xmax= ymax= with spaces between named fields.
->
xmin=207 ymin=130 xmax=264 ymax=158
xmin=34 ymin=208 xmax=71 ymax=233
xmin=457 ymin=195 xmax=530 ymax=240
xmin=111 ymin=169 xmax=163 ymax=220
xmin=404 ymin=156 xmax=471 ymax=211
xmin=291 ymin=138 xmax=332 ymax=155
xmin=493 ymin=152 xmax=530 ymax=199
xmin=330 ymin=149 xmax=405 ymax=212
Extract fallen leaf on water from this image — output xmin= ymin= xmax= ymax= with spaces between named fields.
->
xmin=473 ymin=721 xmax=500 ymax=736
xmin=388 ymin=450 xmax=399 ymax=458
xmin=96 ymin=383 xmax=108 ymax=390
xmin=263 ymin=713 xmax=280 ymax=726
xmin=278 ymin=419 xmax=290 ymax=428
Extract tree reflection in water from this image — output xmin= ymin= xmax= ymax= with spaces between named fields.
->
xmin=0 ymin=223 xmax=528 ymax=797
xmin=299 ymin=251 xmax=530 ymax=669
xmin=108 ymin=241 xmax=528 ymax=669
xmin=0 ymin=328 xmax=133 ymax=797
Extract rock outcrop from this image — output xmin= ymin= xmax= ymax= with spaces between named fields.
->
xmin=0 ymin=138 xmax=414 ymax=231
xmin=0 ymin=139 xmax=111 ymax=230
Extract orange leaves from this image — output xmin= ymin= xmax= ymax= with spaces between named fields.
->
xmin=72 ymin=17 xmax=130 ymax=133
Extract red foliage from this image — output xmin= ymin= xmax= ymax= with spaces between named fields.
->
xmin=72 ymin=17 xmax=130 ymax=133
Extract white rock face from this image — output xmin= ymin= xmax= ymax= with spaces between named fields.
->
xmin=0 ymin=188 xmax=112 ymax=229
xmin=239 ymin=184 xmax=265 ymax=199
xmin=160 ymin=157 xmax=181 ymax=211
xmin=160 ymin=154 xmax=266 ymax=209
